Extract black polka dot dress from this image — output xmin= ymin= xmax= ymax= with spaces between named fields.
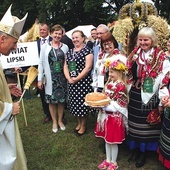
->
xmin=66 ymin=46 xmax=94 ymax=117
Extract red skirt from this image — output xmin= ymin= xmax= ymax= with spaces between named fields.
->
xmin=94 ymin=112 xmax=125 ymax=144
xmin=157 ymin=148 xmax=170 ymax=169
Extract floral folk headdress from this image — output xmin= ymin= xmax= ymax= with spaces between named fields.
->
xmin=105 ymin=59 xmax=128 ymax=73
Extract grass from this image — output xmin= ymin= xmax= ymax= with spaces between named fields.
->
xmin=17 ymin=90 xmax=167 ymax=170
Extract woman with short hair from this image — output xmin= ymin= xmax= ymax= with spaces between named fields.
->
xmin=64 ymin=30 xmax=94 ymax=136
xmin=38 ymin=24 xmax=69 ymax=133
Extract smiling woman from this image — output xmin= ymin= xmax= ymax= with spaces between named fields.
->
xmin=103 ymin=41 xmax=113 ymax=48
xmin=64 ymin=30 xmax=94 ymax=136
xmin=126 ymin=27 xmax=170 ymax=168
xmin=38 ymin=24 xmax=69 ymax=133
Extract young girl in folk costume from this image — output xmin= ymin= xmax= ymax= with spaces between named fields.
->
xmin=126 ymin=27 xmax=170 ymax=168
xmin=95 ymin=58 xmax=128 ymax=170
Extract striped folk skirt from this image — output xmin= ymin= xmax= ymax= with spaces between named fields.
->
xmin=158 ymin=109 xmax=170 ymax=169
xmin=127 ymin=86 xmax=161 ymax=152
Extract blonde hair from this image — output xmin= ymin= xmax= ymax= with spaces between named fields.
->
xmin=137 ymin=27 xmax=158 ymax=47
xmin=104 ymin=68 xmax=128 ymax=98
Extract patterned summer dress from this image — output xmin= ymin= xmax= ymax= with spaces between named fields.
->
xmin=66 ymin=46 xmax=94 ymax=116
xmin=45 ymin=46 xmax=67 ymax=103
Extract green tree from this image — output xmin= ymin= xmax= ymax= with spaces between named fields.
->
xmin=154 ymin=0 xmax=170 ymax=22
xmin=36 ymin=0 xmax=115 ymax=30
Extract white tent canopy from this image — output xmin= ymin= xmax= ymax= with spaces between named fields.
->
xmin=19 ymin=31 xmax=28 ymax=42
xmin=66 ymin=25 xmax=95 ymax=39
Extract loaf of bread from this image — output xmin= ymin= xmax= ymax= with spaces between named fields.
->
xmin=85 ymin=92 xmax=110 ymax=107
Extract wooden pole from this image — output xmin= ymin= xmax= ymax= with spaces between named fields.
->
xmin=17 ymin=73 xmax=28 ymax=126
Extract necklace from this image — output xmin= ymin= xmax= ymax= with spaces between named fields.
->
xmin=51 ymin=41 xmax=61 ymax=48
xmin=137 ymin=47 xmax=165 ymax=81
xmin=74 ymin=44 xmax=85 ymax=52
xmin=51 ymin=42 xmax=62 ymax=59
xmin=72 ymin=49 xmax=81 ymax=61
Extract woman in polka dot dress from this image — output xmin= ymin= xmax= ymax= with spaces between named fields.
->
xmin=64 ymin=30 xmax=94 ymax=136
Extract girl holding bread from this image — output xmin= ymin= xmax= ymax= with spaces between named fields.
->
xmin=95 ymin=57 xmax=128 ymax=170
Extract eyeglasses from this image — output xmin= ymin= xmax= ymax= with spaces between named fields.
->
xmin=103 ymin=42 xmax=113 ymax=47
xmin=97 ymin=31 xmax=108 ymax=35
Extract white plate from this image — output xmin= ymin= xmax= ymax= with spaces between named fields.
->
xmin=84 ymin=102 xmax=105 ymax=108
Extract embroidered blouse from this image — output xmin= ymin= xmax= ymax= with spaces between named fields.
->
xmin=92 ymin=48 xmax=122 ymax=88
xmin=126 ymin=46 xmax=170 ymax=104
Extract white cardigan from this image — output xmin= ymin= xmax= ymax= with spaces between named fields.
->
xmin=38 ymin=42 xmax=68 ymax=95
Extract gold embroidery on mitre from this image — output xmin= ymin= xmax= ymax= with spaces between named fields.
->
xmin=0 ymin=24 xmax=20 ymax=39
xmin=0 ymin=25 xmax=11 ymax=32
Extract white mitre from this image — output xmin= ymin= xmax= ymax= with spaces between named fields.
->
xmin=0 ymin=4 xmax=28 ymax=39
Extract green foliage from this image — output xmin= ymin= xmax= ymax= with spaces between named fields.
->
xmin=83 ymin=0 xmax=103 ymax=11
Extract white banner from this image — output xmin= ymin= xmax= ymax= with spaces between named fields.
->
xmin=0 ymin=42 xmax=39 ymax=69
